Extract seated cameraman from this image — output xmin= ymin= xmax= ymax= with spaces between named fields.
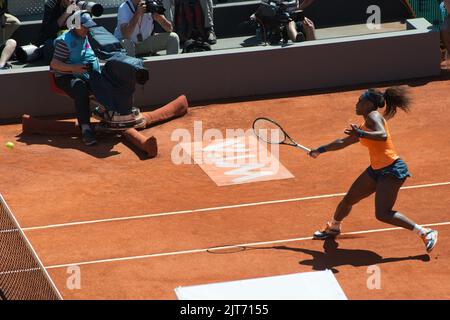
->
xmin=114 ymin=0 xmax=180 ymax=57
xmin=0 ymin=0 xmax=20 ymax=69
xmin=38 ymin=0 xmax=74 ymax=64
xmin=50 ymin=12 xmax=100 ymax=146
xmin=286 ymin=0 xmax=316 ymax=42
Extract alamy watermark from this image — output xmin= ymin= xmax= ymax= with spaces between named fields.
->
xmin=170 ymin=121 xmax=281 ymax=170
xmin=66 ymin=265 xmax=81 ymax=290
xmin=366 ymin=5 xmax=382 ymax=30
xmin=66 ymin=1 xmax=82 ymax=30
xmin=366 ymin=265 xmax=381 ymax=290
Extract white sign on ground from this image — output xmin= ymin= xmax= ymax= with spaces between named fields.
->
xmin=175 ymin=270 xmax=347 ymax=300
xmin=179 ymin=135 xmax=294 ymax=186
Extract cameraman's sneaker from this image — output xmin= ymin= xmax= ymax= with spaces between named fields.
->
xmin=82 ymin=128 xmax=97 ymax=146
xmin=313 ymin=222 xmax=341 ymax=240
xmin=421 ymin=229 xmax=438 ymax=253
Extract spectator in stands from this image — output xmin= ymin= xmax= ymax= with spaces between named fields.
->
xmin=114 ymin=0 xmax=180 ymax=57
xmin=0 ymin=0 xmax=20 ymax=69
xmin=163 ymin=0 xmax=217 ymax=44
xmin=442 ymin=0 xmax=450 ymax=56
xmin=38 ymin=0 xmax=74 ymax=63
xmin=50 ymin=12 xmax=100 ymax=146
xmin=287 ymin=0 xmax=316 ymax=42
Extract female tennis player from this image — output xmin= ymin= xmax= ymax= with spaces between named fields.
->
xmin=308 ymin=86 xmax=438 ymax=252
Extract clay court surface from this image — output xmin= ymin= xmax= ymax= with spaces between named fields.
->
xmin=0 ymin=77 xmax=449 ymax=299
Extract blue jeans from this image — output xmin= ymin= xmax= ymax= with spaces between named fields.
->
xmin=55 ymin=75 xmax=91 ymax=126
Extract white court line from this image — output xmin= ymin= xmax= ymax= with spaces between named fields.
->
xmin=24 ymin=181 xmax=450 ymax=232
xmin=45 ymin=221 xmax=450 ymax=270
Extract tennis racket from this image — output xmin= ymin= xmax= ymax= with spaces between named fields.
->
xmin=252 ymin=117 xmax=311 ymax=153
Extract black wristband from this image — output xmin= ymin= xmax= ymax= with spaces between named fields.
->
xmin=358 ymin=130 xmax=365 ymax=138
xmin=317 ymin=146 xmax=327 ymax=153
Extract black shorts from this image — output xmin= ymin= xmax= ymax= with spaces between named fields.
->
xmin=366 ymin=158 xmax=411 ymax=182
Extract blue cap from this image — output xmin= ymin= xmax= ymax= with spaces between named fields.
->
xmin=80 ymin=12 xmax=97 ymax=29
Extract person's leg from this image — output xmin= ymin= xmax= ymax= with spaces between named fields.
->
xmin=142 ymin=32 xmax=180 ymax=55
xmin=374 ymin=175 xmax=438 ymax=252
xmin=55 ymin=75 xmax=97 ymax=145
xmin=199 ymin=0 xmax=214 ymax=29
xmin=314 ymin=170 xmax=377 ymax=239
xmin=42 ymin=39 xmax=56 ymax=64
xmin=302 ymin=17 xmax=316 ymax=41
xmin=333 ymin=170 xmax=377 ymax=222
xmin=0 ymin=39 xmax=16 ymax=68
xmin=287 ymin=21 xmax=300 ymax=42
xmin=3 ymin=14 xmax=21 ymax=40
xmin=121 ymin=39 xmax=137 ymax=57
xmin=55 ymin=76 xmax=91 ymax=126
xmin=199 ymin=0 xmax=216 ymax=44
xmin=374 ymin=175 xmax=416 ymax=229
xmin=162 ymin=0 xmax=175 ymax=24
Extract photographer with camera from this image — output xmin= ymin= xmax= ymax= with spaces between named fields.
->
xmin=114 ymin=0 xmax=180 ymax=57
xmin=50 ymin=11 xmax=101 ymax=145
xmin=38 ymin=0 xmax=75 ymax=63
xmin=0 ymin=0 xmax=20 ymax=69
xmin=254 ymin=0 xmax=316 ymax=44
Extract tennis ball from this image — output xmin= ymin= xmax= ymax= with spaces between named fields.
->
xmin=5 ymin=142 xmax=14 ymax=150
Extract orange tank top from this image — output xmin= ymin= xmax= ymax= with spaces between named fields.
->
xmin=359 ymin=119 xmax=399 ymax=170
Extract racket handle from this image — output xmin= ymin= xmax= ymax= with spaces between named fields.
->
xmin=296 ymin=144 xmax=311 ymax=153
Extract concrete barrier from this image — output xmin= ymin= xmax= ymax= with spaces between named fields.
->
xmin=0 ymin=18 xmax=441 ymax=120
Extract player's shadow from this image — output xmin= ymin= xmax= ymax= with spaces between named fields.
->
xmin=270 ymin=239 xmax=430 ymax=273
xmin=15 ymin=132 xmax=122 ymax=159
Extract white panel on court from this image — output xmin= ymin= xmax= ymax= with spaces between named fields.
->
xmin=175 ymin=270 xmax=347 ymax=300
xmin=179 ymin=135 xmax=294 ymax=186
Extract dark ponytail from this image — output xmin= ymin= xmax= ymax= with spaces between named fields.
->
xmin=365 ymin=86 xmax=411 ymax=119
xmin=383 ymin=86 xmax=411 ymax=119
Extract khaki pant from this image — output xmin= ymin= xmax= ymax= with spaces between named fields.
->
xmin=121 ymin=32 xmax=180 ymax=57
xmin=0 ymin=13 xmax=20 ymax=45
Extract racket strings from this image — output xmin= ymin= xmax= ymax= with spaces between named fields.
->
xmin=253 ymin=119 xmax=286 ymax=144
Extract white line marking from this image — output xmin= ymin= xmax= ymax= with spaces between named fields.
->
xmin=23 ymin=181 xmax=450 ymax=232
xmin=44 ymin=221 xmax=450 ymax=270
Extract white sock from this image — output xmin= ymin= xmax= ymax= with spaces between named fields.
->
xmin=330 ymin=218 xmax=342 ymax=229
xmin=80 ymin=124 xmax=91 ymax=133
xmin=413 ymin=224 xmax=428 ymax=236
